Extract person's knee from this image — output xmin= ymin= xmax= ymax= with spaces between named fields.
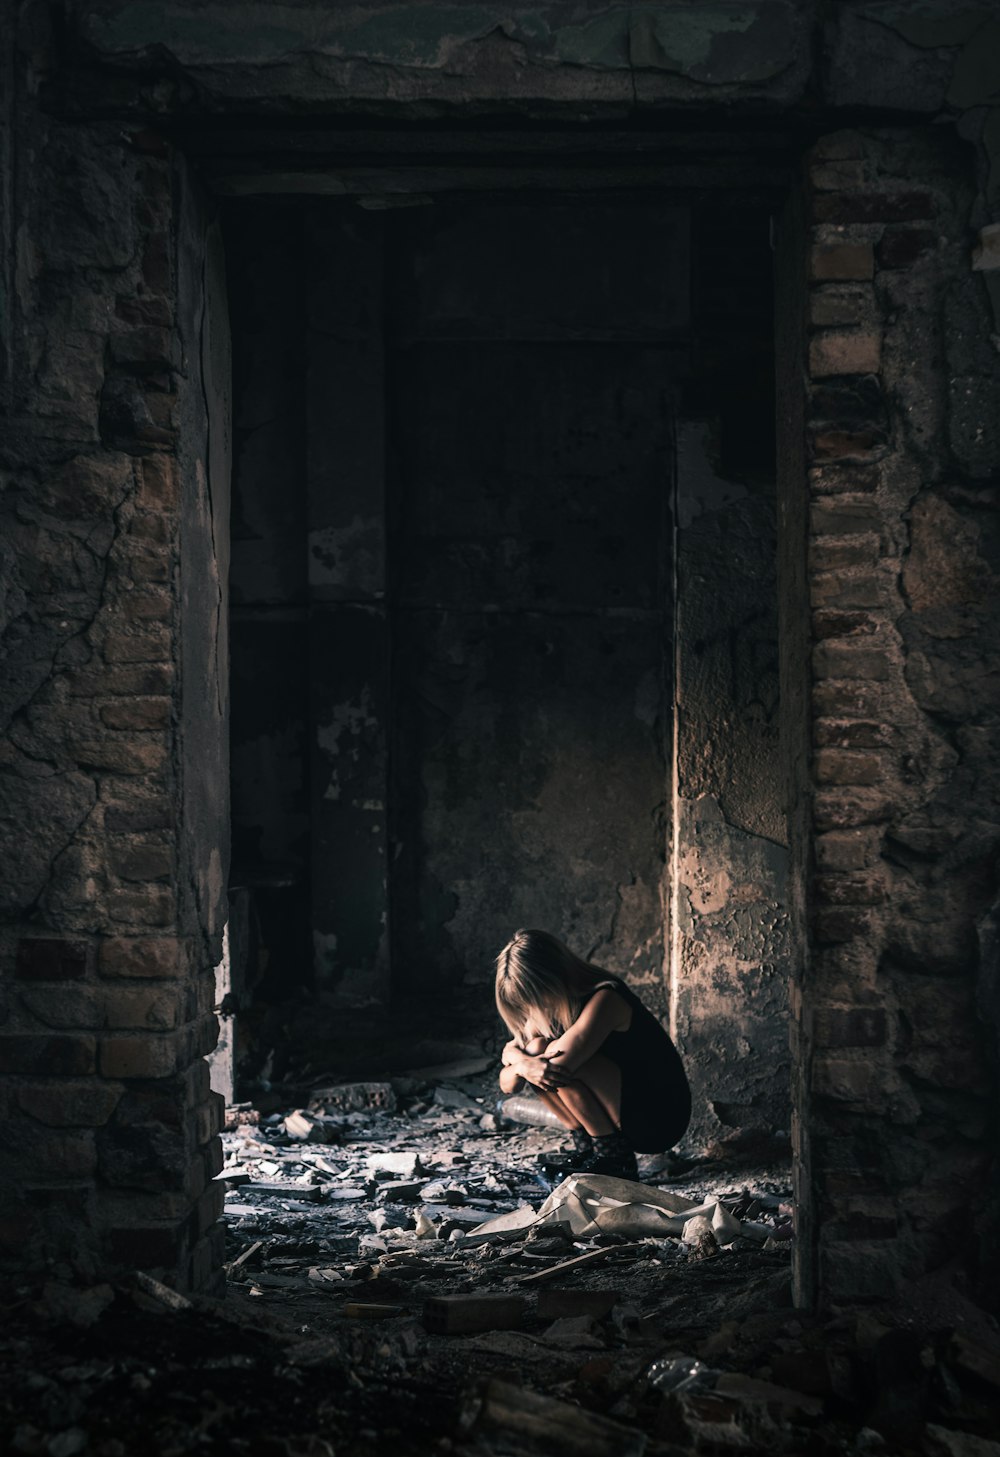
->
xmin=523 ymin=1035 xmax=550 ymax=1055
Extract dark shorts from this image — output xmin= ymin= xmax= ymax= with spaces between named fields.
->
xmin=619 ymin=1047 xmax=692 ymax=1153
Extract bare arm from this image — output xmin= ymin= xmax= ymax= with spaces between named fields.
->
xmin=542 ymin=989 xmax=630 ymax=1073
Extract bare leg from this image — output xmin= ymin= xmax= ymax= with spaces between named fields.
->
xmin=550 ymin=1053 xmax=622 ymax=1139
xmin=517 ymin=1036 xmax=585 ymax=1132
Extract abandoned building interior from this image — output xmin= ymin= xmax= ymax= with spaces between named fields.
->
xmin=2 ymin=2 xmax=1000 ymax=1454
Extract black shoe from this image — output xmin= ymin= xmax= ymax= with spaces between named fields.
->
xmin=574 ymin=1149 xmax=639 ymax=1180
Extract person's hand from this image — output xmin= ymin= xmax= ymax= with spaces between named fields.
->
xmin=515 ymin=1054 xmax=573 ymax=1092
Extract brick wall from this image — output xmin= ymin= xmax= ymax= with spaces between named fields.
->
xmin=793 ymin=127 xmax=1000 ymax=1305
xmin=0 ymin=56 xmax=226 ymax=1290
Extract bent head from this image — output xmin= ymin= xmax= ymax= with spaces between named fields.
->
xmin=495 ymin=927 xmax=589 ymax=1040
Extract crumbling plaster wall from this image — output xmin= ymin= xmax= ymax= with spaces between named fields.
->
xmin=0 ymin=0 xmax=997 ymax=1306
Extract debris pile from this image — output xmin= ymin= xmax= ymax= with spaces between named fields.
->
xmin=2 ymin=1062 xmax=998 ymax=1455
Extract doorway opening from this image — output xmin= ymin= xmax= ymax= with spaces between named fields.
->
xmin=220 ymin=161 xmax=788 ymax=1161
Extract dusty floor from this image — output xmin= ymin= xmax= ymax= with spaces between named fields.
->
xmin=3 ymin=1062 xmax=999 ymax=1457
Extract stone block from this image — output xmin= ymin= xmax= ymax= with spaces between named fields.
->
xmin=809 ymin=243 xmax=874 ymax=281
xmin=809 ymin=330 xmax=882 ymax=378
xmin=972 ymin=222 xmax=1000 ymax=271
xmin=109 ymin=327 xmax=176 ymax=373
xmin=814 ymin=749 xmax=884 ymax=786
xmin=812 ymin=642 xmax=891 ymax=682
xmin=903 ymin=493 xmax=989 ymax=612
xmin=0 ymin=1035 xmax=96 ymax=1075
xmin=15 ymin=939 xmax=89 ymax=981
xmin=37 ymin=453 xmax=134 ymax=519
xmin=203 ymin=1135 xmax=224 ymax=1179
xmin=100 ymin=698 xmax=171 ymax=732
xmin=130 ymin=553 xmax=171 ymax=584
xmin=106 ymin=886 xmax=177 ymax=926
xmin=108 ymin=842 xmax=174 ymax=882
xmin=100 ymin=936 xmax=187 ymax=980
xmin=125 ymin=592 xmax=173 ymax=624
xmin=185 ymin=1058 xmax=211 ymax=1105
xmin=70 ymin=664 xmax=174 ymax=698
xmin=194 ymin=1182 xmax=225 ymax=1236
xmin=100 ymin=1034 xmax=182 ymax=1079
xmin=102 ymin=986 xmax=180 ymax=1031
xmin=811 ymin=133 xmax=865 ymax=162
xmin=26 ymin=1129 xmax=98 ymax=1181
xmin=137 ymin=454 xmax=180 ymax=510
xmin=129 ymin=513 xmax=173 ymax=546
xmin=16 ymin=1080 xmax=123 ymax=1128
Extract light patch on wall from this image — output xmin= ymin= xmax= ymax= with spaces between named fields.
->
xmin=675 ymin=420 xmax=747 ymax=528
xmin=308 ymin=516 xmax=383 ymax=594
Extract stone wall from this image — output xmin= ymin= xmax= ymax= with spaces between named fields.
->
xmin=0 ymin=14 xmax=227 ymax=1289
xmin=793 ymin=126 xmax=1000 ymax=1306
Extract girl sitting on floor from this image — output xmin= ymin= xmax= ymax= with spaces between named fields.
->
xmin=496 ymin=927 xmax=691 ymax=1180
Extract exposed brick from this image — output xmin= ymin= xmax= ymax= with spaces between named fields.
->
xmin=809 ymin=285 xmax=873 ymax=329
xmin=194 ymin=1015 xmax=219 ymax=1058
xmin=809 ymin=463 xmax=880 ymax=495
xmin=103 ymin=626 xmax=172 ymax=663
xmin=16 ymin=1081 xmax=123 ymax=1128
xmin=814 ymin=873 xmax=886 ymax=906
xmin=100 ymin=697 xmax=171 ymax=732
xmin=23 ymin=1129 xmax=98 ymax=1180
xmin=811 ymin=1053 xmax=885 ymax=1102
xmin=814 ymin=719 xmax=892 ymax=749
xmin=814 ymin=749 xmax=883 ymax=787
xmin=15 ymin=939 xmax=89 ymax=981
xmin=194 ymin=1091 xmax=225 ymax=1146
xmin=68 ymin=664 xmax=174 ymax=698
xmin=809 ymin=536 xmax=880 ymax=573
xmin=70 ymin=737 xmax=169 ymax=776
xmin=203 ymin=1133 xmax=224 ymax=1178
xmin=809 ymin=243 xmax=874 ymax=282
xmin=102 ymin=985 xmax=180 ymax=1031
xmin=100 ymin=1034 xmax=182 ymax=1079
xmin=811 ymin=132 xmax=865 ymax=162
xmin=814 ymin=907 xmax=874 ymax=944
xmin=108 ymin=842 xmax=174 ymax=882
xmin=815 ymin=828 xmax=881 ymax=872
xmin=810 ymin=160 xmax=866 ymax=191
xmin=103 ymin=799 xmax=173 ymax=832
xmin=814 ymin=788 xmax=893 ymax=831
xmin=814 ymin=1006 xmax=887 ymax=1051
xmin=811 ymin=429 xmax=886 ymax=461
xmin=809 ymin=573 xmax=884 ymax=610
xmin=876 ymin=228 xmax=937 ymax=271
xmin=812 ymin=612 xmax=878 ymax=642
xmin=109 ymin=1224 xmax=183 ymax=1270
xmin=185 ymin=1058 xmax=211 ymax=1106
xmin=0 ymin=1035 xmax=96 ymax=1075
xmin=812 ymin=642 xmax=892 ymax=682
xmin=116 ymin=294 xmax=172 ymax=328
xmin=137 ymin=454 xmax=179 ymax=510
xmin=130 ymin=553 xmax=171 ymax=584
xmin=809 ymin=330 xmax=881 ymax=378
xmin=99 ymin=936 xmax=187 ymax=979
xmin=813 ymin=191 xmax=937 ymax=225
xmin=129 ymin=512 xmax=172 ymax=545
xmin=18 ymin=984 xmax=101 ymax=1030
xmin=810 ymin=499 xmax=882 ymax=536
xmin=109 ymin=327 xmax=175 ymax=372
xmin=193 ymin=1182 xmax=225 ymax=1237
xmin=106 ymin=887 xmax=176 ymax=926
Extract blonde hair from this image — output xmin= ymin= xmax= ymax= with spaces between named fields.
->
xmin=495 ymin=928 xmax=594 ymax=1041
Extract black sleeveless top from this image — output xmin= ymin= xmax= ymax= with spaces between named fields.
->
xmin=587 ymin=976 xmax=691 ymax=1153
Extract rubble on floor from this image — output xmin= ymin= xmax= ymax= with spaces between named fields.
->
xmin=2 ymin=1063 xmax=999 ymax=1456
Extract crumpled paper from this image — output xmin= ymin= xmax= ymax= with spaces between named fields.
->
xmin=468 ymin=1173 xmax=743 ymax=1243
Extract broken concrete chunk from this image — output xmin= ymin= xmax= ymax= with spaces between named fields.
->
xmin=310 ymin=1081 xmax=397 ymax=1113
xmin=537 ymin=1289 xmax=618 ymax=1321
xmin=432 ymin=1086 xmax=480 ymax=1111
xmin=540 ymin=1314 xmax=604 ymax=1349
xmin=284 ymin=1109 xmax=339 ymax=1143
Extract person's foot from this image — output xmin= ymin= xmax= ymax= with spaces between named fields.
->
xmin=574 ymin=1130 xmax=639 ymax=1181
xmin=538 ymin=1127 xmax=593 ymax=1175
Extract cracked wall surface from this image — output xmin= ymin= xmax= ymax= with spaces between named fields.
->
xmin=1 ymin=0 xmax=999 ymax=1307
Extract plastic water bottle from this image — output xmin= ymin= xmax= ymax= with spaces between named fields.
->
xmin=497 ymin=1093 xmax=567 ymax=1130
